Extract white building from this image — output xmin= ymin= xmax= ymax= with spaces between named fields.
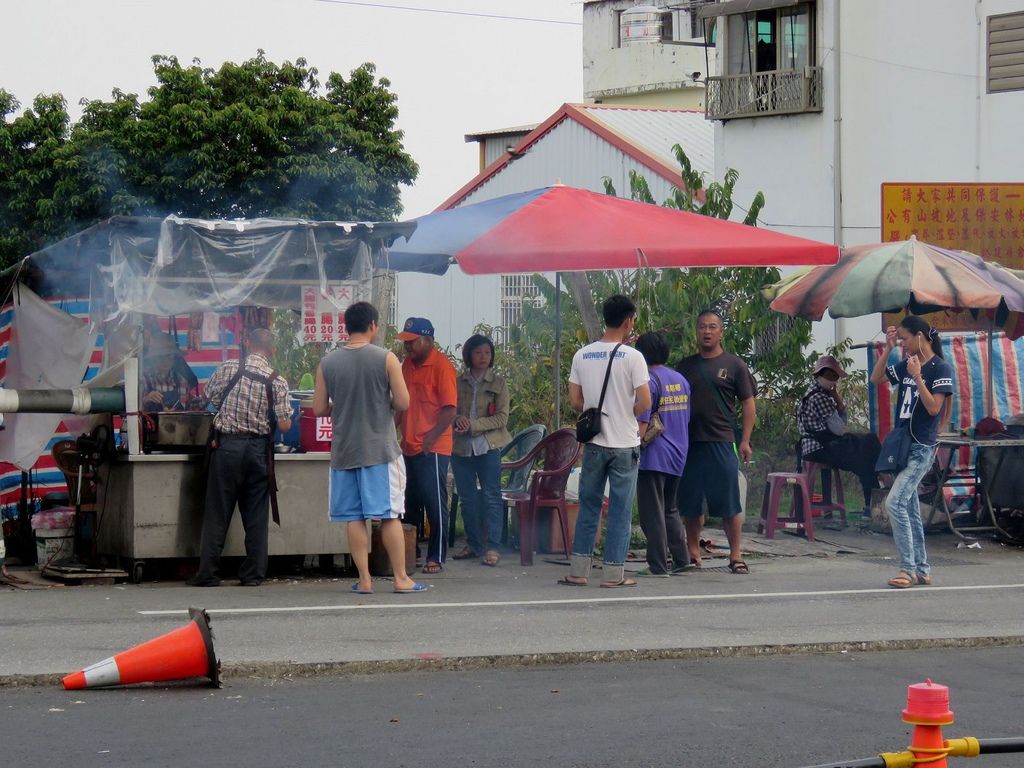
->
xmin=698 ymin=0 xmax=1024 ymax=346
xmin=582 ymin=0 xmax=717 ymax=108
xmin=395 ymin=103 xmax=713 ymax=349
xmin=399 ymin=0 xmax=1024 ymax=352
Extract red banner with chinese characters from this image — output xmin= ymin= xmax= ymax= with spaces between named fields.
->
xmin=301 ymin=281 xmax=367 ymax=343
xmin=881 ymin=182 xmax=1024 ymax=331
xmin=316 ymin=416 xmax=333 ymax=442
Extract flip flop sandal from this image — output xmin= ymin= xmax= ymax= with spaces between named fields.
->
xmin=422 ymin=562 xmax=444 ymax=574
xmin=887 ymin=572 xmax=915 ymax=589
xmin=728 ymin=559 xmax=750 ymax=575
xmin=557 ymin=577 xmax=588 ymax=587
xmin=915 ymin=573 xmax=932 ymax=586
xmin=394 ymin=582 xmax=428 ymax=593
xmin=481 ymin=550 xmax=501 ymax=567
xmin=350 ymin=583 xmax=373 ymax=595
xmin=599 ymin=578 xmax=638 ymax=588
xmin=451 ymin=547 xmax=477 ymax=560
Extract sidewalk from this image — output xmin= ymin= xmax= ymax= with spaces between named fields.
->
xmin=3 ymin=523 xmax=1024 ymax=686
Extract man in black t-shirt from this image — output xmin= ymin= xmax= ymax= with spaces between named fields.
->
xmin=675 ymin=310 xmax=757 ymax=574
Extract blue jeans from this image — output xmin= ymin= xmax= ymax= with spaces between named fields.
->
xmin=572 ymin=444 xmax=640 ymax=566
xmin=885 ymin=442 xmax=937 ymax=577
xmin=452 ymin=450 xmax=503 ymax=553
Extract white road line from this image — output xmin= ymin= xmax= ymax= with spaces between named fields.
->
xmin=138 ymin=582 xmax=1024 ymax=616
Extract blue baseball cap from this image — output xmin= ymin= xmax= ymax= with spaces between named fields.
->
xmin=397 ymin=317 xmax=435 ymax=341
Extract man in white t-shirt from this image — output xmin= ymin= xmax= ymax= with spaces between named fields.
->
xmin=561 ymin=295 xmax=650 ymax=589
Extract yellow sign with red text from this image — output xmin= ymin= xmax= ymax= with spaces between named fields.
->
xmin=881 ymin=182 xmax=1024 ymax=331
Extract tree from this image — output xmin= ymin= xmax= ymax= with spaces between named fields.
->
xmin=590 ymin=145 xmax=812 ymax=396
xmin=0 ymin=91 xmax=80 ymax=269
xmin=0 ymin=51 xmax=418 ymax=268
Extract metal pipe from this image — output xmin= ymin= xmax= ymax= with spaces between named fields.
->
xmin=796 ymin=737 xmax=1024 ymax=767
xmin=0 ymin=387 xmax=125 ymax=414
xmin=554 ymin=272 xmax=562 ymax=430
xmin=978 ymin=737 xmax=1024 ymax=754
xmin=832 ymin=0 xmax=847 ymax=349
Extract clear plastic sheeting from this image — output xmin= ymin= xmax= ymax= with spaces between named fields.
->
xmin=20 ymin=215 xmax=431 ymax=319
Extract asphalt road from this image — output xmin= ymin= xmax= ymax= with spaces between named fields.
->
xmin=5 ymin=647 xmax=1022 ymax=768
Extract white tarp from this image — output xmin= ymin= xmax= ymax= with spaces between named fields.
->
xmin=0 ymin=287 xmax=99 ymax=469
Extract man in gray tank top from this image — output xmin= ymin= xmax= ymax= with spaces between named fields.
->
xmin=313 ymin=302 xmax=426 ymax=594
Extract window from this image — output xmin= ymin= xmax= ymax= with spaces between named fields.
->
xmin=660 ymin=12 xmax=674 ymax=43
xmin=725 ymin=2 xmax=814 ymax=75
xmin=988 ymin=11 xmax=1024 ymax=94
xmin=500 ymin=275 xmax=541 ymax=335
xmin=704 ymin=0 xmax=821 ymax=119
xmin=753 ymin=314 xmax=799 ymax=358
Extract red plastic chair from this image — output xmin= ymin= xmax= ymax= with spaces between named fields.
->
xmin=758 ymin=461 xmax=846 ymax=541
xmin=500 ymin=428 xmax=582 ymax=565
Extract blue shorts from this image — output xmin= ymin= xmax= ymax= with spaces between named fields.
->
xmin=329 ymin=457 xmax=407 ymax=522
xmin=676 ymin=441 xmax=742 ymax=519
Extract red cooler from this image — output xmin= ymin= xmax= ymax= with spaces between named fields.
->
xmin=299 ymin=401 xmax=331 ymax=452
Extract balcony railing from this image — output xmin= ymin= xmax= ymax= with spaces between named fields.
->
xmin=704 ymin=66 xmax=823 ymax=120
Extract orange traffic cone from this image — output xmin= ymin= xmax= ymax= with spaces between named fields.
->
xmin=902 ymin=679 xmax=955 ymax=768
xmin=63 ymin=607 xmax=220 ymax=690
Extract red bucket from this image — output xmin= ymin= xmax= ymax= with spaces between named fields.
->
xmin=298 ymin=404 xmax=331 ymax=452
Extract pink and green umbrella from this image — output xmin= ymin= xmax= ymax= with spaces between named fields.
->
xmin=762 ymin=237 xmax=1024 ymax=337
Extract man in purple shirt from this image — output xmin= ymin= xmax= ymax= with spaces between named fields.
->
xmin=635 ymin=332 xmax=691 ymax=576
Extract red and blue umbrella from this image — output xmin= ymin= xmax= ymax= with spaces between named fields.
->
xmin=389 ymin=185 xmax=838 ymax=274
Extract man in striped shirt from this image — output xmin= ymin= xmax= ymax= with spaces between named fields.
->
xmin=187 ymin=328 xmax=292 ymax=587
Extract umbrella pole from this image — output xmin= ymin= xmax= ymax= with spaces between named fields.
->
xmin=554 ymin=272 xmax=561 ymax=430
xmin=987 ymin=318 xmax=995 ymax=418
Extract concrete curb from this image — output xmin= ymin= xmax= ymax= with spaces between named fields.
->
xmin=6 ymin=635 xmax=1023 ymax=689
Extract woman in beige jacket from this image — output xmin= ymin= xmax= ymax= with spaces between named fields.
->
xmin=451 ymin=334 xmax=512 ymax=566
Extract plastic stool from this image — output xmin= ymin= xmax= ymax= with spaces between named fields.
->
xmin=758 ymin=462 xmax=846 ymax=541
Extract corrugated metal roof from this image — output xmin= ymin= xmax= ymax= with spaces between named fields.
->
xmin=576 ymin=105 xmax=714 ymax=176
xmin=464 ymin=124 xmax=538 ymax=142
xmin=439 ymin=103 xmax=716 ymax=210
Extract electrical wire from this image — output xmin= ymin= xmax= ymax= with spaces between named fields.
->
xmin=311 ymin=0 xmax=582 ymax=26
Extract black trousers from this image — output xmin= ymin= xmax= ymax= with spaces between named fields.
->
xmin=803 ymin=433 xmax=882 ymax=508
xmin=404 ymin=452 xmax=450 ymax=566
xmin=636 ymin=469 xmax=688 ymax=574
xmin=195 ymin=436 xmax=270 ymax=583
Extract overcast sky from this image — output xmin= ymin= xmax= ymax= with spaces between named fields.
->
xmin=1 ymin=0 xmax=583 ymax=219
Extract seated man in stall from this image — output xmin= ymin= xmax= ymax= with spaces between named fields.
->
xmin=141 ymin=332 xmax=200 ymax=412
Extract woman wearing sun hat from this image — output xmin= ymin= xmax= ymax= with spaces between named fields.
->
xmin=797 ymin=354 xmax=882 ymax=518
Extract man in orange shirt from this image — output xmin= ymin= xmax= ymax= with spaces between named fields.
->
xmin=397 ymin=317 xmax=457 ymax=574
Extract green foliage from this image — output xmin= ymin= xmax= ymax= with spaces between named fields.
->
xmin=0 ymin=90 xmax=80 ymax=268
xmin=474 ymin=295 xmax=582 ymax=433
xmin=0 ymin=51 xmax=418 ymax=268
xmin=269 ymin=310 xmax=326 ymax=390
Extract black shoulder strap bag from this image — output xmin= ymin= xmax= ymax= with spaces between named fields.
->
xmin=575 ymin=343 xmax=622 ymax=443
